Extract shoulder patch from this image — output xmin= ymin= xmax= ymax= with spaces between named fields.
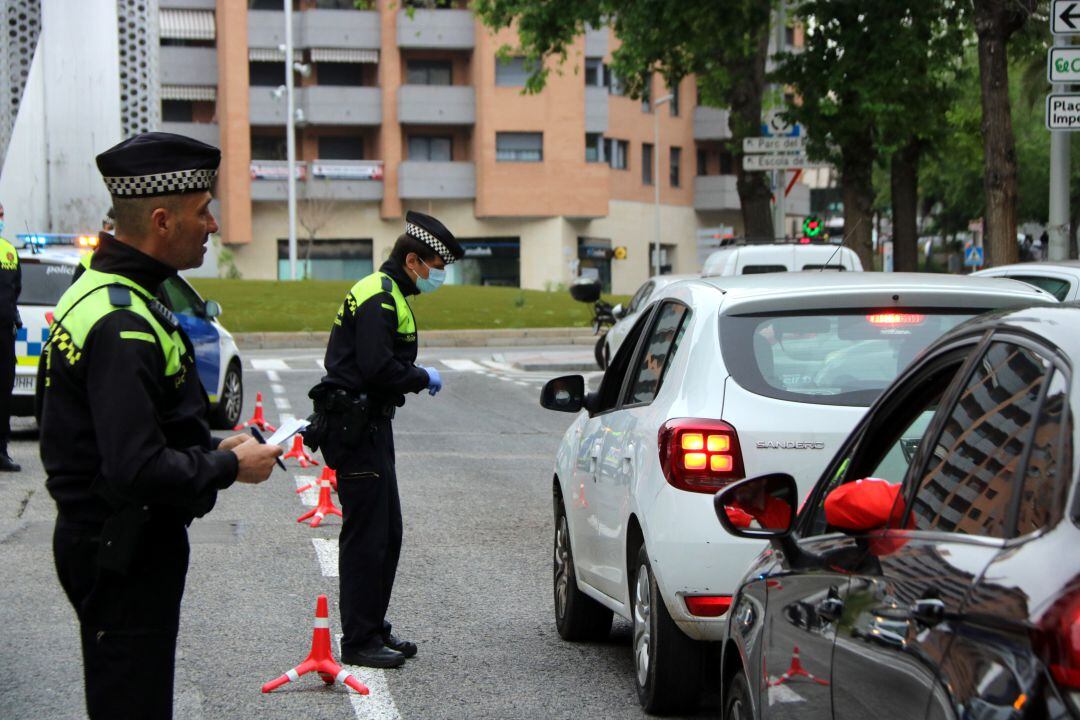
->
xmin=107 ymin=285 xmax=132 ymax=307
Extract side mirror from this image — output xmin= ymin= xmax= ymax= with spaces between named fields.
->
xmin=540 ymin=375 xmax=586 ymax=413
xmin=612 ymin=303 xmax=626 ymax=320
xmin=714 ymin=473 xmax=797 ymax=539
xmin=204 ymin=300 xmax=222 ymax=319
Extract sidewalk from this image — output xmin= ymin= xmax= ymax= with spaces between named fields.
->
xmin=234 ymin=326 xmax=601 ymax=350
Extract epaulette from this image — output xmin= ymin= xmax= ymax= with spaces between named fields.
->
xmin=107 ymin=285 xmax=132 ymax=307
xmin=381 ymin=275 xmax=393 ymax=293
xmin=148 ymin=298 xmax=180 ymax=332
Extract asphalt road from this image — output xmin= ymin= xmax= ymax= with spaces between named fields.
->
xmin=0 ymin=344 xmax=721 ymax=719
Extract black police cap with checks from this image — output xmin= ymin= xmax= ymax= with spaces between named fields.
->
xmin=97 ymin=132 xmax=220 ymax=198
xmin=405 ymin=210 xmax=464 ymax=265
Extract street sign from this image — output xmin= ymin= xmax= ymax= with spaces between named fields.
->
xmin=762 ymin=110 xmax=802 ymax=138
xmin=1046 ymin=93 xmax=1080 ymax=130
xmin=1052 ymin=1 xmax=1080 ymax=35
xmin=964 ymin=245 xmax=984 ymax=268
xmin=743 ymin=136 xmax=808 ymax=153
xmin=742 ymin=153 xmax=828 ymax=171
xmin=1049 ymin=47 xmax=1080 ymax=83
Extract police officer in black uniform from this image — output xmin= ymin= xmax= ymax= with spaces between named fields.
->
xmin=0 ymin=201 xmax=21 ymax=471
xmin=307 ymin=211 xmax=463 ymax=668
xmin=39 ymin=133 xmax=283 ymax=719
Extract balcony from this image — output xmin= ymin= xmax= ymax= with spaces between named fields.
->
xmin=159 ymin=46 xmax=217 ymax=87
xmin=585 ymin=86 xmax=608 ymax=133
xmin=303 ymin=87 xmax=381 ymax=126
xmin=694 ymin=106 xmax=732 ymax=141
xmin=396 ymin=9 xmax=474 ymax=50
xmin=160 ymin=0 xmax=215 ymax=9
xmin=399 ymin=161 xmax=475 ymax=199
xmin=161 ymin=121 xmax=218 ymax=146
xmin=300 ymin=9 xmax=379 ymax=49
xmin=307 ymin=161 xmax=384 ymax=201
xmin=398 ymin=85 xmax=474 ymax=125
xmin=249 ymin=86 xmax=288 ymax=125
xmin=694 ymin=175 xmax=740 ymax=212
xmin=248 ymin=10 xmax=296 ymax=49
xmin=584 ymin=24 xmax=608 ymax=57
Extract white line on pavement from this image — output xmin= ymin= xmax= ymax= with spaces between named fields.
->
xmin=295 ymin=476 xmax=318 ymax=506
xmin=440 ymin=359 xmax=485 ymax=372
xmin=271 ymin=383 xmax=286 ymax=394
xmin=252 ymin=359 xmax=290 ymax=371
xmin=311 ymin=538 xmax=338 ymax=577
xmin=316 ymin=359 xmax=325 ymax=371
xmin=335 ymin=635 xmax=402 ymax=720
xmin=514 ymin=381 xmax=528 ymax=386
xmin=266 ymin=370 xmax=281 ymax=382
xmin=274 ymin=396 xmax=291 ymax=410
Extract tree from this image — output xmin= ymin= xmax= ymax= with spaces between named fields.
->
xmin=472 ymin=0 xmax=777 ymax=239
xmin=297 ymin=191 xmax=337 ymax=280
xmin=972 ymin=0 xmax=1038 ymax=266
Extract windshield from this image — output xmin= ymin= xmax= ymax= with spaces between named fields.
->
xmin=20 ymin=261 xmax=75 ymax=305
xmin=720 ymin=309 xmax=981 ymax=407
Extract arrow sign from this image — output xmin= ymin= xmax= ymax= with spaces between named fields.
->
xmin=743 ymin=136 xmax=808 ymax=153
xmin=1052 ymin=1 xmax=1080 ymax=34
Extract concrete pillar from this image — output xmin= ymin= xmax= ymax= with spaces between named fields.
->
xmin=217 ymin=0 xmax=253 ymax=245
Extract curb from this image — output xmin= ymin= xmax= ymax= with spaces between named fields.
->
xmin=234 ymin=327 xmax=603 ymax=350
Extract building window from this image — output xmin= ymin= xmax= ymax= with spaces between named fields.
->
xmin=585 ymin=133 xmax=605 ymax=163
xmin=641 ymin=77 xmax=651 ymax=112
xmin=318 ymin=135 xmax=364 ymax=160
xmin=162 ymin=100 xmax=194 ymax=122
xmin=317 ymin=63 xmax=364 ymax=87
xmin=251 ymin=133 xmax=287 ymax=160
xmin=495 ymin=56 xmax=533 ymax=87
xmin=496 ymin=132 xmax=543 ymax=162
xmin=607 ymin=138 xmax=628 ymax=170
xmin=719 ymin=149 xmax=734 ymax=175
xmin=642 ymin=143 xmax=654 ymax=184
xmin=406 ymin=60 xmax=452 ymax=86
xmin=670 ymin=147 xmax=681 ymax=187
xmin=277 ymin=239 xmax=373 ymax=282
xmin=697 ymin=148 xmax=708 ymax=176
xmin=585 ymin=58 xmax=603 ymax=87
xmin=670 ymin=84 xmax=679 ymax=116
xmin=606 ymin=67 xmax=625 ymax=96
xmin=249 ymin=61 xmax=285 ymax=87
xmin=407 ymin=135 xmax=452 ymax=162
xmin=249 ymin=0 xmax=283 ymax=9
xmin=785 ymin=25 xmax=796 ymax=47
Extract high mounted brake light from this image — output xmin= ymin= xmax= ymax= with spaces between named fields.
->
xmin=658 ymin=418 xmax=745 ymax=494
xmin=866 ymin=312 xmax=926 ymax=326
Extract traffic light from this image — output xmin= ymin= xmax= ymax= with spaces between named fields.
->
xmin=802 ymin=215 xmax=823 ymax=238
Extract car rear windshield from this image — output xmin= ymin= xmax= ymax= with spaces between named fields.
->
xmin=720 ymin=309 xmax=981 ymax=407
xmin=20 ymin=261 xmax=75 ymax=305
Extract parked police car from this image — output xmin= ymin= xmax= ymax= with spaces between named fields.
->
xmin=16 ymin=236 xmax=244 ymax=428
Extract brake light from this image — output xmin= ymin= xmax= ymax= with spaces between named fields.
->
xmin=866 ymin=312 xmax=926 ymax=326
xmin=45 ymin=311 xmax=55 ymax=326
xmin=658 ymin=418 xmax=745 ymax=494
xmin=1038 ymin=590 xmax=1080 ymax=690
xmin=685 ymin=595 xmax=732 ymax=617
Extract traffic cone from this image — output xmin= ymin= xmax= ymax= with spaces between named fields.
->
xmin=296 ymin=466 xmax=336 ymax=494
xmin=768 ymin=646 xmax=829 ymax=687
xmin=234 ymin=392 xmax=277 ymax=432
xmin=261 ymin=595 xmax=369 ymax=695
xmin=283 ymin=434 xmax=319 ymax=468
xmin=297 ymin=477 xmax=341 ymax=528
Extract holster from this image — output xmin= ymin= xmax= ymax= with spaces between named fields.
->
xmin=305 ymin=383 xmax=372 ymax=451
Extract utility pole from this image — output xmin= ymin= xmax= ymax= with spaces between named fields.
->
xmin=284 ymin=0 xmax=298 ymax=280
xmin=653 ymin=94 xmax=674 ymax=277
xmin=771 ymin=0 xmax=786 ymax=241
xmin=1049 ymin=36 xmax=1072 ymax=261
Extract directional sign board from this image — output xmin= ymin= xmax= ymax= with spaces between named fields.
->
xmin=1046 ymin=93 xmax=1080 ymax=130
xmin=742 ymin=153 xmax=829 ymax=171
xmin=743 ymin=136 xmax=808 ymax=153
xmin=1052 ymin=1 xmax=1080 ymax=35
xmin=1049 ymin=47 xmax=1080 ymax=83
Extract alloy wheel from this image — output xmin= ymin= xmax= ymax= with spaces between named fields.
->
xmin=222 ymin=368 xmax=242 ymax=425
xmin=554 ymin=515 xmax=571 ymax=620
xmin=633 ymin=563 xmax=651 ymax=687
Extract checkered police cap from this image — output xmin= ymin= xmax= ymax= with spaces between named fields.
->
xmin=96 ymin=132 xmax=220 ymax=198
xmin=405 ymin=210 xmax=464 ymax=265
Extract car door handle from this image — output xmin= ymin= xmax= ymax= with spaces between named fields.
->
xmin=910 ymin=598 xmax=946 ymax=628
xmin=815 ymin=597 xmax=844 ymax=622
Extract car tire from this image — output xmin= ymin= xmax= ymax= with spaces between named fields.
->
xmin=594 ymin=332 xmax=609 ymax=370
xmin=553 ymin=498 xmax=613 ymax=641
xmin=633 ymin=544 xmax=703 ymax=714
xmin=208 ymin=360 xmax=243 ymax=430
xmin=724 ymin=669 xmax=754 ymax=720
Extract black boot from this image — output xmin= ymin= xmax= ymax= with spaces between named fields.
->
xmin=0 ymin=451 xmax=19 ymax=472
xmin=384 ymin=634 xmax=417 ymax=658
xmin=340 ymin=645 xmax=405 ymax=669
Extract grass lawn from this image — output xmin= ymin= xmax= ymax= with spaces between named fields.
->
xmin=188 ymin=279 xmax=630 ymax=333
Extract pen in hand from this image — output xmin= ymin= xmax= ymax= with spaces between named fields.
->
xmin=250 ymin=426 xmax=287 ymax=471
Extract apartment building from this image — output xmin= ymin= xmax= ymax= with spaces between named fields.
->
xmin=158 ymin=0 xmax=810 ymax=294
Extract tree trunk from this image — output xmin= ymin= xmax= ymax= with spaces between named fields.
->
xmin=726 ymin=9 xmax=773 ymax=241
xmin=973 ymin=0 xmax=1032 ymax=267
xmin=841 ymin=148 xmax=875 ymax=271
xmin=890 ymin=139 xmax=920 ymax=272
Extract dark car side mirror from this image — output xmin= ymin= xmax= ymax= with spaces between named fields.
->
xmin=540 ymin=375 xmax=587 ymax=413
xmin=714 ymin=473 xmax=798 ymax=539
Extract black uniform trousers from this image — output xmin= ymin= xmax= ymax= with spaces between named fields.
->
xmin=0 ymin=322 xmax=15 ymax=446
xmin=53 ymin=517 xmax=190 ymax=720
xmin=336 ymin=417 xmax=403 ymax=654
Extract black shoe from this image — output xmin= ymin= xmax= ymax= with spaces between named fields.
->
xmin=0 ymin=454 xmax=20 ymax=472
xmin=384 ymin=634 xmax=417 ymax=658
xmin=340 ymin=645 xmax=406 ymax=669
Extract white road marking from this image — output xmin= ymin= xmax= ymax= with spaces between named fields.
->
xmin=480 ymin=360 xmax=515 ymax=372
xmin=252 ymin=359 xmax=289 ymax=371
xmin=266 ymin=370 xmax=281 ymax=382
xmin=271 ymin=383 xmax=286 ymax=395
xmin=514 ymin=381 xmax=528 ymax=386
xmin=311 ymin=538 xmax=338 ymax=577
xmin=768 ymin=683 xmax=806 ymax=705
xmin=497 ymin=376 xmax=513 ymax=382
xmin=336 ymin=635 xmax=402 ymax=720
xmin=295 ymin=476 xmax=318 ymax=506
xmin=440 ymin=359 xmax=485 ymax=372
xmin=274 ymin=396 xmax=291 ymax=410
xmin=316 ymin=359 xmax=325 ymax=371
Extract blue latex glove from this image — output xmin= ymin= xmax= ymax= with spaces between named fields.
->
xmin=423 ymin=366 xmax=443 ymax=396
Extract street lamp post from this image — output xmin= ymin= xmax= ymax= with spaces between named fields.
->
xmin=284 ymin=0 xmax=298 ymax=281
xmin=653 ymin=94 xmax=674 ymax=278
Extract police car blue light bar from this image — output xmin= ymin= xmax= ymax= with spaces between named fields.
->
xmin=16 ymin=233 xmax=98 ymax=252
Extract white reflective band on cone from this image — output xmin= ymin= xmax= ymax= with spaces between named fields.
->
xmin=335 ymin=669 xmax=351 ymax=686
xmin=286 ymin=669 xmax=300 ymax=682
xmin=314 ymin=618 xmax=330 ymax=629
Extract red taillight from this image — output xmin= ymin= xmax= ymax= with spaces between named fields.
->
xmin=866 ymin=312 xmax=926 ymax=326
xmin=45 ymin=311 xmax=55 ymax=326
xmin=658 ymin=418 xmax=745 ymax=494
xmin=685 ymin=595 xmax=732 ymax=617
xmin=1039 ymin=591 xmax=1080 ymax=690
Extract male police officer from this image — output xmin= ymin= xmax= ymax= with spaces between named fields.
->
xmin=308 ymin=211 xmax=463 ymax=668
xmin=0 ymin=201 xmax=20 ymax=471
xmin=39 ymin=133 xmax=283 ymax=719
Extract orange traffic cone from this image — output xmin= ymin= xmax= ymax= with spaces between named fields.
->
xmin=768 ymin=646 xmax=829 ymax=687
xmin=297 ymin=477 xmax=341 ymax=528
xmin=261 ymin=594 xmax=369 ymax=695
xmin=296 ymin=466 xmax=336 ymax=494
xmin=283 ymin=434 xmax=319 ymax=468
xmin=234 ymin=392 xmax=277 ymax=432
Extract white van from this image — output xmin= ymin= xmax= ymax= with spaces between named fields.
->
xmin=702 ymin=241 xmax=863 ymax=276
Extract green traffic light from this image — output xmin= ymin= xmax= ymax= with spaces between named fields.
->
xmin=803 ymin=216 xmax=822 ymax=238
